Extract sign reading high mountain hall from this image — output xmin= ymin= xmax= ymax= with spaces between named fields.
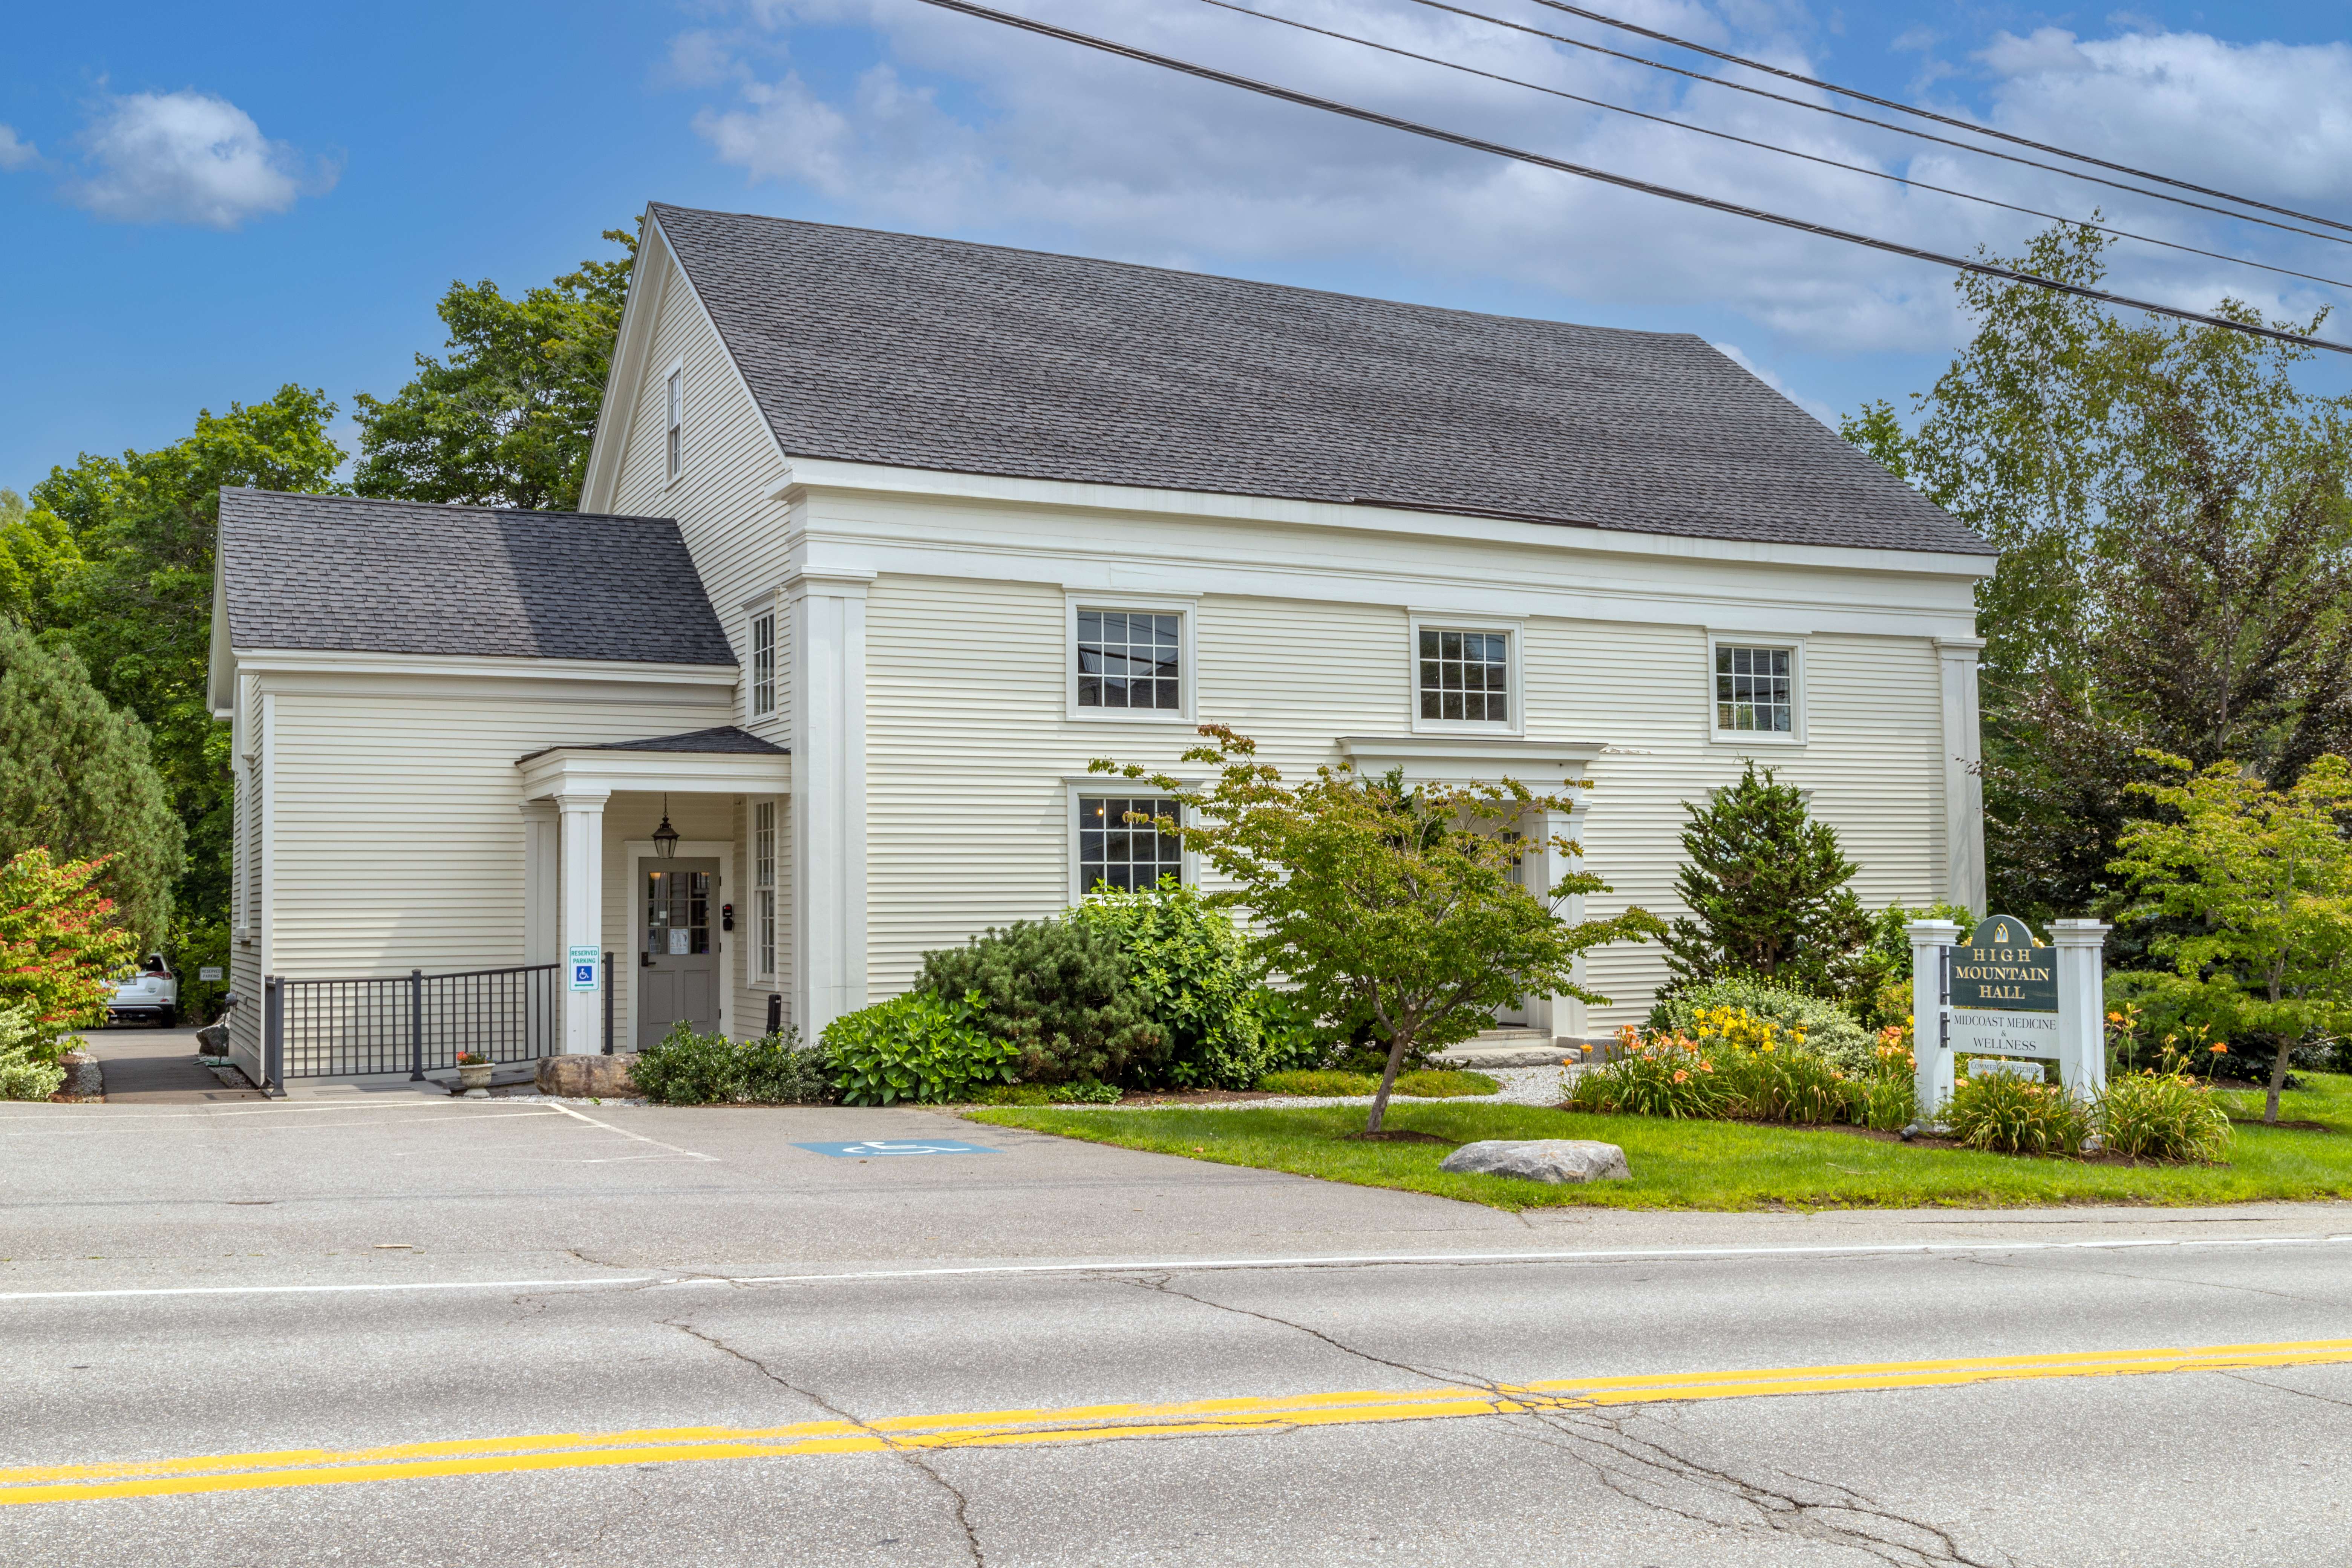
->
xmin=1948 ymin=914 xmax=2059 ymax=1060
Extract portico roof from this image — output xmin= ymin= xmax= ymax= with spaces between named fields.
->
xmin=518 ymin=726 xmax=790 ymax=799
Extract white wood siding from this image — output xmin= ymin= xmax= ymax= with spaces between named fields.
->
xmin=865 ymin=575 xmax=1954 ymax=1032
xmin=605 ymin=243 xmax=793 ymax=747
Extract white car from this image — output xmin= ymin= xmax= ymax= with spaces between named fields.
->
xmin=107 ymin=956 xmax=179 ymax=1028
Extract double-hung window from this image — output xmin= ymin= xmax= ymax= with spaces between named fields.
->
xmin=1076 ymin=795 xmax=1183 ymax=894
xmin=749 ymin=612 xmax=775 ymax=718
xmin=1714 ymin=644 xmax=1794 ymax=734
xmin=665 ymin=367 xmax=684 ymax=482
xmin=1409 ymin=616 xmax=1520 ymax=732
xmin=753 ymin=800 xmax=776 ymax=979
xmin=1076 ymin=609 xmax=1181 ymax=712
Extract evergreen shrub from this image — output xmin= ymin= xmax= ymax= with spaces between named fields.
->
xmin=632 ymin=1023 xmax=835 ymax=1105
xmin=917 ymin=917 xmax=1165 ymax=1085
xmin=1659 ymin=761 xmax=1870 ymax=1000
xmin=822 ymin=991 xmax=1019 ymax=1106
xmin=1069 ymin=878 xmax=1318 ymax=1089
xmin=967 ymin=1080 xmax=1122 ymax=1106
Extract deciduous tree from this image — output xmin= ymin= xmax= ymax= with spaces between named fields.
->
xmin=1093 ymin=728 xmax=1661 ymax=1132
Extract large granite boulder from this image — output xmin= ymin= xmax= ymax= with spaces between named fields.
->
xmin=1439 ymin=1139 xmax=1630 ymax=1183
xmin=534 ymin=1054 xmax=641 ymax=1098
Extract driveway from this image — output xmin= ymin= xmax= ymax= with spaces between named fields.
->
xmin=80 ymin=1023 xmax=264 ymax=1104
xmin=5 ymin=1096 xmax=2351 ymax=1564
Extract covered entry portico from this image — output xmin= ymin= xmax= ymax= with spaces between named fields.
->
xmin=518 ymin=727 xmax=791 ymax=1054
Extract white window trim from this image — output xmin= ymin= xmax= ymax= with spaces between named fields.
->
xmin=1407 ymin=610 xmax=1525 ymax=738
xmin=662 ymin=358 xmax=686 ymax=488
xmin=1063 ymin=777 xmax=1200 ymax=904
xmin=750 ymin=796 xmax=779 ymax=983
xmin=749 ymin=608 xmax=777 ymax=720
xmin=1064 ymin=591 xmax=1197 ymax=724
xmin=1704 ymin=630 xmax=1808 ymax=746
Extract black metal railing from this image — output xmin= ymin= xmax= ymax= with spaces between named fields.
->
xmin=263 ymin=963 xmax=565 ymax=1081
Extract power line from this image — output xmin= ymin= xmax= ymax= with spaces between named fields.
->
xmin=1524 ymin=0 xmax=2352 ymax=237
xmin=1404 ymin=0 xmax=2352 ymax=253
xmin=1195 ymin=0 xmax=2352 ymax=294
xmin=907 ymin=0 xmax=2351 ymax=357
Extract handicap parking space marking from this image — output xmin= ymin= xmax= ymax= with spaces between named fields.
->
xmin=792 ymin=1139 xmax=1000 ymax=1158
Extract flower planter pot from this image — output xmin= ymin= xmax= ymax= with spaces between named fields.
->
xmin=456 ymin=1060 xmax=494 ymax=1093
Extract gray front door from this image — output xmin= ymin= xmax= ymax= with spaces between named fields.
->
xmin=641 ymin=858 xmax=720 ymax=1040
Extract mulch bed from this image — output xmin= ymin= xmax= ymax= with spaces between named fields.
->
xmin=1553 ymin=1104 xmax=2220 ymax=1167
xmin=1339 ymin=1129 xmax=1458 ymax=1145
xmin=2227 ymin=1117 xmax=2334 ymax=1133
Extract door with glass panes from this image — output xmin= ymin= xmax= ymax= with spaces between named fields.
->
xmin=640 ymin=858 xmax=720 ymax=1039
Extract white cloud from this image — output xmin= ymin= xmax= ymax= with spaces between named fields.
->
xmin=0 ymin=125 xmax=36 ymax=171
xmin=671 ymin=3 xmax=2352 ymax=356
xmin=67 ymin=90 xmax=332 ymax=228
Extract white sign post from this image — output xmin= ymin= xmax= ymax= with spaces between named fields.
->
xmin=1909 ymin=916 xmax=2109 ymax=1122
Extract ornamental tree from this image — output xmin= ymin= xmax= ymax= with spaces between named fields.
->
xmin=1093 ymin=727 xmax=1663 ymax=1133
xmin=2111 ymin=752 xmax=2352 ymax=1125
xmin=1660 ymin=760 xmax=1871 ymax=1000
xmin=0 ymin=847 xmax=139 ymax=1048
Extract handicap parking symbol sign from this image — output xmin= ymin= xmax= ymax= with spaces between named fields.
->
xmin=793 ymin=1140 xmax=998 ymax=1158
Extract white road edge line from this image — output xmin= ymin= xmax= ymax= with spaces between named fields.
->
xmin=7 ymin=1232 xmax=2347 ymax=1304
xmin=543 ymin=1101 xmax=721 ymax=1162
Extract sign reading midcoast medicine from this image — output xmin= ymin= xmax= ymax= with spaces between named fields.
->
xmin=1908 ymin=913 xmax=2109 ymax=1118
xmin=1948 ymin=914 xmax=2059 ymax=1061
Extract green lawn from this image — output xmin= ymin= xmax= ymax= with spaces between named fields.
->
xmin=970 ymin=1075 xmax=2352 ymax=1211
xmin=2214 ymin=1070 xmax=2352 ymax=1133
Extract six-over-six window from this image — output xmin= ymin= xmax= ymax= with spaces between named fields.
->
xmin=1077 ymin=610 xmax=1180 ymax=710
xmin=1715 ymin=645 xmax=1794 ymax=733
xmin=1419 ymin=628 xmax=1509 ymax=723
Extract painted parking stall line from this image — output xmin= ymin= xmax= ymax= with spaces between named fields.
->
xmin=792 ymin=1140 xmax=1000 ymax=1158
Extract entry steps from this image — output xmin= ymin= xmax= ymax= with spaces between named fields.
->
xmin=1433 ymin=1028 xmax=1580 ymax=1070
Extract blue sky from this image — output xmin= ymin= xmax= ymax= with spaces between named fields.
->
xmin=4 ymin=0 xmax=2349 ymax=496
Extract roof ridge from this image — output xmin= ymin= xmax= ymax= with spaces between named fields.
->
xmin=646 ymin=202 xmax=1702 ymax=346
xmin=218 ymin=487 xmax=683 ymax=528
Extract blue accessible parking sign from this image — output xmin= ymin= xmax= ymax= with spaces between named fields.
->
xmin=793 ymin=1140 xmax=999 ymax=1158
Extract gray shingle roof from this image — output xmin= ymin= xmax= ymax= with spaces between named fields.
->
xmin=517 ymin=726 xmax=787 ymax=764
xmin=652 ymin=204 xmax=1991 ymax=557
xmin=218 ymin=490 xmax=735 ymax=664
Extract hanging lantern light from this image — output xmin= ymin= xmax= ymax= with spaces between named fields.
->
xmin=652 ymin=795 xmax=680 ymax=860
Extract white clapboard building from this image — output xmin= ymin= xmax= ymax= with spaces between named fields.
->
xmin=209 ymin=202 xmax=1993 ymax=1085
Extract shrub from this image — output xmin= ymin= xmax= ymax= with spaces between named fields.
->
xmin=918 ymin=917 xmax=1165 ymax=1086
xmin=0 ymin=1001 xmax=64 ymax=1102
xmin=1659 ymin=760 xmax=1871 ymax=998
xmin=1942 ymin=1072 xmax=2093 ymax=1156
xmin=1069 ymin=878 xmax=1319 ymax=1089
xmin=823 ymin=991 xmax=1020 ymax=1106
xmin=1257 ymin=1069 xmax=1375 ymax=1096
xmin=633 ymin=1023 xmax=835 ymax=1105
xmin=968 ymin=1080 xmax=1122 ymax=1106
xmin=1648 ymin=979 xmax=1875 ymax=1073
xmin=0 ymin=848 xmax=137 ymax=1047
xmin=2098 ymin=1070 xmax=2232 ymax=1162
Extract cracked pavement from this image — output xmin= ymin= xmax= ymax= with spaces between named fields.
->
xmin=6 ymin=1096 xmax=2352 ymax=1564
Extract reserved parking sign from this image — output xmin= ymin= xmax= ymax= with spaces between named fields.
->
xmin=567 ymin=945 xmax=600 ymax=992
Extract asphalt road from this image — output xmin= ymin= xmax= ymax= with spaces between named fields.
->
xmin=5 ymin=1093 xmax=2351 ymax=1565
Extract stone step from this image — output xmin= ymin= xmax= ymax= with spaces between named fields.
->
xmin=1437 ymin=1031 xmax=1581 ymax=1069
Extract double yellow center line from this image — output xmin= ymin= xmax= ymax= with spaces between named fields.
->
xmin=10 ymin=1337 xmax=2349 ymax=1507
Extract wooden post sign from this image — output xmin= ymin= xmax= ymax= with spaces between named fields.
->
xmin=1908 ymin=915 xmax=2109 ymax=1120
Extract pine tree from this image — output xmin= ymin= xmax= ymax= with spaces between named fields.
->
xmin=0 ymin=619 xmax=184 ymax=943
xmin=1661 ymin=761 xmax=1870 ymax=998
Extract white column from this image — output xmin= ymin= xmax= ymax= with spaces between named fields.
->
xmin=1909 ymin=918 xmax=1959 ymax=1121
xmin=2052 ymin=919 xmax=2110 ymax=1101
xmin=521 ymin=800 xmax=558 ymax=966
xmin=1936 ymin=638 xmax=1987 ymax=915
xmin=789 ymin=569 xmax=873 ymax=1036
xmin=1528 ymin=801 xmax=1589 ymax=1048
xmin=556 ymin=788 xmax=609 ymax=1055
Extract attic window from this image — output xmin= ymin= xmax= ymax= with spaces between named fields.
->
xmin=665 ymin=368 xmax=684 ymax=482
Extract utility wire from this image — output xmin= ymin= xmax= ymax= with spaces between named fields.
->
xmin=1523 ymin=0 xmax=2352 ymax=237
xmin=1404 ymin=0 xmax=2352 ymax=253
xmin=1196 ymin=0 xmax=2352 ymax=293
xmin=908 ymin=0 xmax=2351 ymax=357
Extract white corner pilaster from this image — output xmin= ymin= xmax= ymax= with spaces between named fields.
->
xmin=2052 ymin=920 xmax=2111 ymax=1101
xmin=521 ymin=800 xmax=559 ymax=966
xmin=1936 ymin=638 xmax=1987 ymax=916
xmin=1909 ymin=918 xmax=1960 ymax=1121
xmin=789 ymin=568 xmax=874 ymax=1036
xmin=556 ymin=789 xmax=609 ymax=1054
xmin=1527 ymin=800 xmax=1589 ymax=1047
